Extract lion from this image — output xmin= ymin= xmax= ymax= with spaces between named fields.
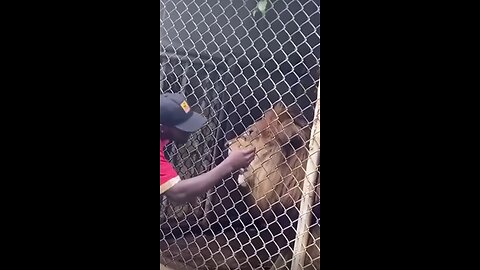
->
xmin=227 ymin=103 xmax=318 ymax=218
xmin=227 ymin=102 xmax=320 ymax=269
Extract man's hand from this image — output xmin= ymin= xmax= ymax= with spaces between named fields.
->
xmin=224 ymin=147 xmax=256 ymax=172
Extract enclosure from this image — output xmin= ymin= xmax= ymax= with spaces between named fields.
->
xmin=160 ymin=0 xmax=320 ymax=269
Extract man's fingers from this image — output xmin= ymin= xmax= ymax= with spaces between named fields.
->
xmin=243 ymin=147 xmax=256 ymax=154
xmin=244 ymin=152 xmax=255 ymax=159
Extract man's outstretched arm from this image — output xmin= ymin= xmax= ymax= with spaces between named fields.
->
xmin=163 ymin=148 xmax=255 ymax=202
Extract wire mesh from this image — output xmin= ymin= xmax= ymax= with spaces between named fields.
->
xmin=160 ymin=0 xmax=320 ymax=269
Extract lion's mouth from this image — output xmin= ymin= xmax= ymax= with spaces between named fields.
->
xmin=237 ymin=168 xmax=247 ymax=187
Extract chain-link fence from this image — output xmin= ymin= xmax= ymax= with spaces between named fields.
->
xmin=160 ymin=0 xmax=320 ymax=269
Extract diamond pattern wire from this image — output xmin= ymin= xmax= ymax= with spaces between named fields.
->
xmin=161 ymin=0 xmax=319 ymax=269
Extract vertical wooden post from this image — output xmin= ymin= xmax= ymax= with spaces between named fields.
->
xmin=291 ymin=82 xmax=320 ymax=270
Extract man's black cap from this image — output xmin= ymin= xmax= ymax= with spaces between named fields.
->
xmin=160 ymin=93 xmax=207 ymax=133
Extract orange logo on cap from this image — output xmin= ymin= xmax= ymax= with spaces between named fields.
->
xmin=180 ymin=100 xmax=191 ymax=113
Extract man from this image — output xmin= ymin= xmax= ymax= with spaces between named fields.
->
xmin=160 ymin=93 xmax=255 ymax=202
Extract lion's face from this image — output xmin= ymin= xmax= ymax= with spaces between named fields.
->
xmin=227 ymin=103 xmax=310 ymax=209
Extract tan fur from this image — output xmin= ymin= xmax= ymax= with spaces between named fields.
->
xmin=228 ymin=103 xmax=312 ymax=212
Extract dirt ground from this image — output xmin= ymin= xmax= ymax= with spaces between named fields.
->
xmin=160 ymin=228 xmax=286 ymax=270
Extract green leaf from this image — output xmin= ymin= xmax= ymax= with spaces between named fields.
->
xmin=257 ymin=0 xmax=268 ymax=16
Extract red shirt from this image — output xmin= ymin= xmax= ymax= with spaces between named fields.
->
xmin=160 ymin=139 xmax=180 ymax=194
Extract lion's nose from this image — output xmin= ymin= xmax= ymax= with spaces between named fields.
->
xmin=225 ymin=141 xmax=232 ymax=148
